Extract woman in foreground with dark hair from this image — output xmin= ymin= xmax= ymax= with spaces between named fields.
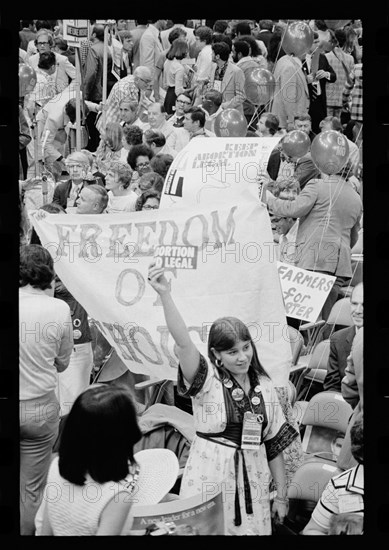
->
xmin=37 ymin=384 xmax=179 ymax=536
xmin=147 ymin=261 xmax=298 ymax=535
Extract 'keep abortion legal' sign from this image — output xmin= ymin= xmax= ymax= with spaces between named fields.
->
xmin=277 ymin=262 xmax=336 ymax=323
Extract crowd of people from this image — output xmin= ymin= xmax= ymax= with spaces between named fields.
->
xmin=19 ymin=18 xmax=363 ymax=536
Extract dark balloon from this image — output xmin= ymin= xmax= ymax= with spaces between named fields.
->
xmin=311 ymin=131 xmax=350 ymax=175
xmin=19 ymin=63 xmax=37 ymax=97
xmin=281 ymin=130 xmax=311 ymax=159
xmin=282 ymin=21 xmax=314 ymax=58
xmin=245 ymin=68 xmax=276 ymax=106
xmin=324 ymin=20 xmax=351 ymax=30
xmin=214 ymin=109 xmax=248 ymax=137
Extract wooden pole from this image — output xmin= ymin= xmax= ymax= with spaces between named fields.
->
xmin=102 ymin=24 xmax=109 ymax=129
xmin=75 ymin=44 xmax=82 ymax=151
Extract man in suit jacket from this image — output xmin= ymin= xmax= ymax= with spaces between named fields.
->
xmin=324 ymin=282 xmax=363 ymax=393
xmin=255 ymin=20 xmax=274 ymax=49
xmin=27 ymin=29 xmax=75 ymax=95
xmin=208 ymin=42 xmax=245 ymax=115
xmin=301 ymin=35 xmax=337 ymax=134
xmin=262 ymin=174 xmax=363 ymax=319
xmin=271 ymin=53 xmax=310 ymax=131
xmin=130 ymin=21 xmax=148 ymax=71
xmin=139 ymin=19 xmax=167 ymax=79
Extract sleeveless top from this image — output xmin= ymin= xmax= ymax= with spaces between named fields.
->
xmin=46 ymin=456 xmax=137 ymax=536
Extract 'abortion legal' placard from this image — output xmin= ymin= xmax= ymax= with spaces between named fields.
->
xmin=154 ymin=245 xmax=198 ymax=269
xmin=160 ymin=136 xmax=282 ymax=209
xmin=277 ymin=262 xmax=336 ymax=322
xmin=30 ymin=197 xmax=292 ymax=386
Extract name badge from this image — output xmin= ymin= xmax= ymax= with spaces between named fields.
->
xmin=241 ymin=411 xmax=262 ymax=450
xmin=338 ymin=491 xmax=364 ymax=514
xmin=213 ymin=80 xmax=222 ymax=93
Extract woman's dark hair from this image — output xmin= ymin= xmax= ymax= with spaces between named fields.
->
xmin=123 ymin=124 xmax=143 ymax=146
xmin=166 ymin=37 xmax=188 ymax=61
xmin=239 ymin=34 xmax=261 ymax=58
xmin=144 ymin=129 xmax=166 ymax=148
xmin=127 ymin=144 xmax=154 ymax=170
xmin=35 ymin=20 xmax=53 ymax=32
xmin=267 ymin=29 xmax=286 ymax=64
xmin=37 ymin=51 xmax=56 ymax=70
xmin=150 ymin=154 xmax=174 ymax=180
xmin=58 ymin=385 xmax=142 ymax=485
xmin=134 ymin=189 xmax=161 ymax=211
xmin=168 ymin=27 xmax=187 ymax=44
xmin=350 ymin=412 xmax=363 ymax=463
xmin=207 ymin=316 xmax=270 ymax=379
xmin=138 ymin=171 xmax=164 ymax=193
xmin=20 ymin=243 xmax=55 ymax=290
xmin=30 ymin=203 xmax=67 ymax=245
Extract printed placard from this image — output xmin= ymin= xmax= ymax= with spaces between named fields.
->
xmin=154 ymin=245 xmax=198 ymax=270
xmin=63 ymin=20 xmax=89 ymax=48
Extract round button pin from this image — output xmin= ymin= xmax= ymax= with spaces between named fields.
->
xmin=251 ymin=396 xmax=261 ymax=406
xmin=223 ymin=378 xmax=233 ymax=388
xmin=232 ymin=388 xmax=244 ymax=401
xmin=254 ymin=385 xmax=261 ymax=393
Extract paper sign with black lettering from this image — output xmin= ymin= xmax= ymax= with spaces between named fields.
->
xmin=277 ymin=261 xmax=336 ymax=322
xmin=154 ymin=245 xmax=198 ymax=269
xmin=160 ymin=136 xmax=282 ymax=209
xmin=63 ymin=20 xmax=89 ymax=47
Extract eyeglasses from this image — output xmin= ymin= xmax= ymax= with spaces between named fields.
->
xmin=143 ymin=204 xmax=159 ymax=210
xmin=136 ymin=162 xmax=150 ymax=169
xmin=37 ymin=41 xmax=50 ymax=46
xmin=177 ymin=99 xmax=191 ymax=105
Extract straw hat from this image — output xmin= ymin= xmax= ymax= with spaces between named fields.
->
xmin=130 ymin=448 xmax=180 ymax=507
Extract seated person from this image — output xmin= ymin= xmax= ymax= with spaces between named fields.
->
xmin=135 ymin=189 xmax=161 ymax=211
xmin=302 ymin=412 xmax=364 ymax=535
xmin=105 ymin=161 xmax=138 ymax=214
xmin=323 ymin=282 xmax=363 ymax=393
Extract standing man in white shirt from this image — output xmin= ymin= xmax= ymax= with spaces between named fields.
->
xmin=192 ymin=25 xmax=214 ymax=105
xmin=20 ymin=244 xmax=73 ymax=535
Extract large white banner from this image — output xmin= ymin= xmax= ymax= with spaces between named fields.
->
xmin=30 ymin=195 xmax=292 ymax=386
xmin=160 ymin=136 xmax=281 ymax=209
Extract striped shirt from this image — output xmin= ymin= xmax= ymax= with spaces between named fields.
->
xmin=342 ymin=64 xmax=363 ymax=122
xmin=311 ymin=464 xmax=364 ymax=532
xmin=95 ymin=75 xmax=139 ymax=133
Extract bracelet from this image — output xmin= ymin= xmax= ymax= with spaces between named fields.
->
xmin=274 ymin=496 xmax=289 ymax=504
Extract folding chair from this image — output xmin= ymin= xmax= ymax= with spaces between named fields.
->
xmin=293 ymin=339 xmax=331 ymax=402
xmin=299 ymin=390 xmax=353 ymax=462
xmin=286 ymin=459 xmax=342 ymax=533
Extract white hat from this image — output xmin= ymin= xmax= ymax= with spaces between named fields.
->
xmin=130 ymin=449 xmax=179 ymax=507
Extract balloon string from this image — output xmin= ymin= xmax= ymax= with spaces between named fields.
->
xmin=248 ymin=43 xmax=322 ymax=129
xmin=271 ymin=20 xmax=290 ymax=75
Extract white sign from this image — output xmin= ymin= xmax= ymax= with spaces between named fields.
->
xmin=62 ymin=20 xmax=89 ymax=48
xmin=277 ymin=261 xmax=336 ymax=322
xmin=160 ymin=136 xmax=282 ymax=209
xmin=30 ymin=198 xmax=292 ymax=386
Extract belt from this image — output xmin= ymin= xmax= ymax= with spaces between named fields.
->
xmin=196 ymin=423 xmax=255 ymax=526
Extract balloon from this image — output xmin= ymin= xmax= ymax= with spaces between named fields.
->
xmin=245 ymin=68 xmax=276 ymax=106
xmin=282 ymin=21 xmax=314 ymax=57
xmin=19 ymin=63 xmax=37 ymax=97
xmin=281 ymin=130 xmax=311 ymax=159
xmin=324 ymin=20 xmax=351 ymax=30
xmin=214 ymin=108 xmax=247 ymax=138
xmin=311 ymin=131 xmax=350 ymax=175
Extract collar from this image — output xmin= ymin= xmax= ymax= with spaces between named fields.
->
xmin=236 ymin=56 xmax=252 ymax=65
xmin=346 ymin=464 xmax=364 ymax=495
xmin=191 ymin=128 xmax=206 ymax=138
xmin=20 ymin=284 xmax=48 ymax=296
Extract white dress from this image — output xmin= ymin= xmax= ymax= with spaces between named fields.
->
xmin=178 ymin=355 xmax=298 ymax=535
